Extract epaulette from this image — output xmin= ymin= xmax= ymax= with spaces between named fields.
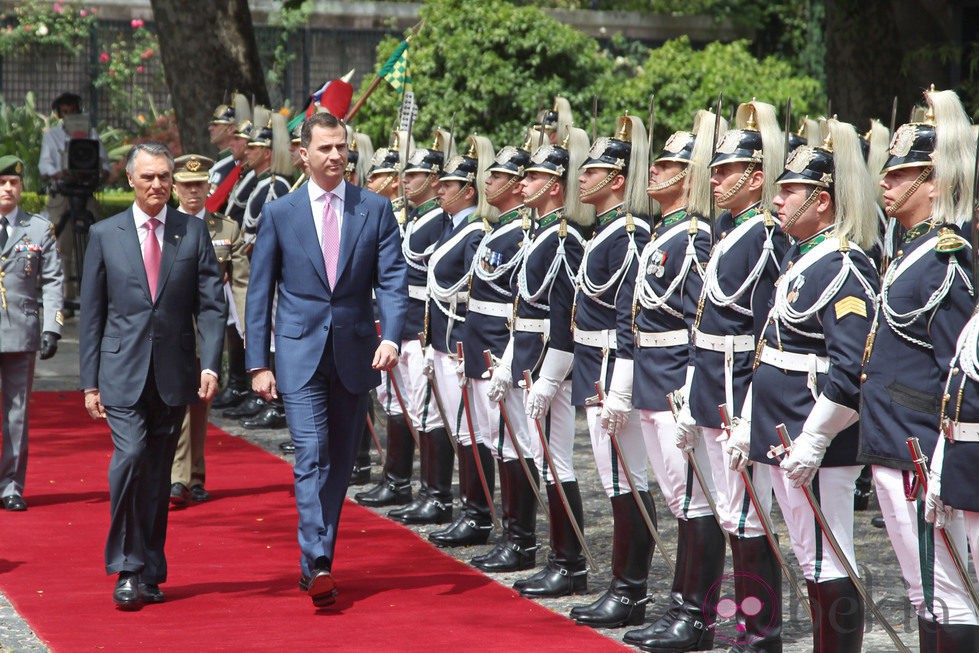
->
xmin=625 ymin=211 xmax=635 ymax=233
xmin=687 ymin=215 xmax=699 ymax=235
xmin=838 ymin=235 xmax=850 ymax=252
xmin=935 ymin=227 xmax=968 ymax=254
xmin=762 ymin=210 xmax=776 ymax=227
xmin=518 ymin=206 xmax=533 ymax=231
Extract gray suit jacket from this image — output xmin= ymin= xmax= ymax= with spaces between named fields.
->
xmin=0 ymin=207 xmax=63 ymax=352
xmin=78 ymin=206 xmax=226 ymax=406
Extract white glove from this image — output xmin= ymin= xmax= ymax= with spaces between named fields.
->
xmin=422 ymin=345 xmax=435 ymax=379
xmin=924 ymin=436 xmax=953 ymax=529
xmin=680 ymin=365 xmax=696 ymax=403
xmin=601 ymin=359 xmax=634 ymax=437
xmin=486 ymin=339 xmax=514 ymax=402
xmin=724 ymin=416 xmax=752 ymax=472
xmin=526 ymin=348 xmax=573 ymax=420
xmin=674 ymin=401 xmax=702 ymax=453
xmin=781 ymin=395 xmax=858 ymax=488
xmin=454 ymin=357 xmax=468 ymax=387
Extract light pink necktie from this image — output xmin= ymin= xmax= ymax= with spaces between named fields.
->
xmin=143 ymin=217 xmax=162 ymax=299
xmin=321 ymin=191 xmax=340 ymax=287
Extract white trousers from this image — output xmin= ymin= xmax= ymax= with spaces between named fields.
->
xmin=771 ymin=465 xmax=859 ymax=582
xmin=375 ymin=339 xmax=443 ymax=431
xmin=874 ymin=466 xmax=978 ymax=625
xmin=433 ymin=350 xmax=471 ymax=444
xmin=530 ymin=382 xmax=577 ymax=484
xmin=467 ymin=378 xmax=501 ymax=451
xmin=473 ymin=382 xmax=537 ymax=462
xmin=962 ymin=511 xmax=979 ymax=589
xmin=640 ymin=410 xmax=715 ymax=520
xmin=586 ymin=405 xmax=648 ymax=498
xmin=702 ymin=427 xmax=773 ymax=538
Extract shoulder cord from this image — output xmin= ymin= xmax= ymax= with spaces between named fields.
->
xmin=575 ymin=221 xmax=646 ymax=309
xmin=518 ymin=225 xmax=585 ymax=309
xmin=473 ymin=223 xmax=529 ymax=299
xmin=427 ymin=223 xmax=484 ymax=321
xmin=635 ymin=231 xmax=703 ymax=319
xmin=402 ymin=211 xmax=441 ymax=272
xmin=703 ymin=220 xmax=778 ymax=316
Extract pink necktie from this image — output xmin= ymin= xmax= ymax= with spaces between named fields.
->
xmin=143 ymin=217 xmax=162 ymax=299
xmin=321 ymin=191 xmax=340 ymax=287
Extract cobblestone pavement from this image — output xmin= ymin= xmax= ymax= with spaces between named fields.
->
xmin=5 ymin=320 xmax=924 ymax=651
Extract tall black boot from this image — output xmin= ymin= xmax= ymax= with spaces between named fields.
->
xmin=514 ymin=480 xmax=587 ymax=597
xmin=213 ymin=327 xmax=248 ymax=408
xmin=729 ymin=535 xmax=782 ymax=653
xmin=811 ymin=578 xmax=863 ymax=653
xmin=429 ymin=443 xmax=494 ymax=547
xmin=349 ymin=410 xmax=374 ymax=485
xmin=472 ymin=459 xmax=538 ymax=572
xmin=918 ymin=617 xmax=939 ymax=653
xmin=391 ymin=427 xmax=453 ymax=525
xmin=570 ymin=492 xmax=654 ymax=628
xmin=625 ymin=515 xmax=725 ymax=652
xmin=936 ymin=622 xmax=979 ymax=650
xmin=853 ymin=465 xmax=873 ymax=511
xmin=356 ymin=413 xmax=415 ymax=506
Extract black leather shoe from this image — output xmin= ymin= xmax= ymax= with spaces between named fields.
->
xmin=2 ymin=494 xmax=26 ymax=511
xmin=471 ymin=541 xmax=538 ymax=572
xmin=138 ymin=582 xmax=165 ymax=604
xmin=211 ymin=386 xmax=248 ymax=409
xmin=428 ymin=514 xmax=493 ymax=547
xmin=222 ymin=394 xmax=268 ymax=419
xmin=169 ymin=483 xmax=189 ymax=507
xmin=355 ymin=479 xmax=412 ymax=507
xmin=871 ymin=515 xmax=886 ymax=529
xmin=189 ymin=485 xmax=211 ymax=502
xmin=279 ymin=440 xmax=296 ymax=454
xmin=569 ymin=586 xmax=649 ymax=628
xmin=514 ymin=561 xmax=588 ymax=598
xmin=349 ymin=465 xmax=371 ymax=486
xmin=305 ymin=557 xmax=337 ymax=607
xmin=242 ymin=406 xmax=287 ymax=429
xmin=390 ymin=496 xmax=452 ymax=525
xmin=113 ymin=572 xmax=142 ymax=611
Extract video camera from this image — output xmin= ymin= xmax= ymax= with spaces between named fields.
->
xmin=56 ymin=114 xmax=102 ymax=196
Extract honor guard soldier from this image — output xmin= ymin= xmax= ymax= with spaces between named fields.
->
xmin=567 ymin=114 xmax=655 ymax=630
xmin=221 ymin=107 xmax=266 ymax=227
xmin=623 ymin=110 xmax=727 ymax=653
xmin=538 ymin=97 xmax=574 ymax=146
xmin=425 ymin=136 xmax=498 ymax=548
xmin=859 ymin=88 xmax=979 ymax=647
xmin=675 ymin=100 xmax=789 ymax=652
xmin=169 ymin=154 xmax=248 ymax=506
xmin=465 ymin=135 xmax=538 ymax=573
xmin=509 ymin=127 xmax=591 ymax=598
xmin=383 ymin=134 xmax=454 ymax=524
xmin=749 ymin=120 xmax=881 ymax=652
xmin=344 ymin=128 xmax=373 ymax=187
xmin=0 ymin=155 xmax=64 ymax=511
xmin=208 ymin=93 xmax=251 ymax=192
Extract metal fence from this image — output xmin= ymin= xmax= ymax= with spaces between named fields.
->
xmin=0 ymin=19 xmax=395 ymax=128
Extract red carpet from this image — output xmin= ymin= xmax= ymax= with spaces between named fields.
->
xmin=0 ymin=392 xmax=625 ymax=652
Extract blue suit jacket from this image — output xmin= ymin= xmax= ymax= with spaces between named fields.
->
xmin=245 ymin=182 xmax=407 ymax=395
xmin=78 ymin=206 xmax=227 ymax=406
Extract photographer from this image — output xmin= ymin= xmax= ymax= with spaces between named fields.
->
xmin=38 ymin=92 xmax=109 ymax=307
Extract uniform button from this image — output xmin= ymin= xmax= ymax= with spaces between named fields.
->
xmin=721 ymin=231 xmax=727 ymax=238
xmin=952 ymin=367 xmax=960 ymax=376
xmin=787 ymin=261 xmax=794 ymax=268
xmin=944 ymin=393 xmax=952 ymax=402
xmin=896 ymin=249 xmax=903 ymax=258
xmin=860 ymin=373 xmax=867 ymax=383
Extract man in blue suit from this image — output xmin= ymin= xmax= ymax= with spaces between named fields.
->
xmin=245 ymin=111 xmax=407 ymax=607
xmin=79 ymin=142 xmax=227 ymax=610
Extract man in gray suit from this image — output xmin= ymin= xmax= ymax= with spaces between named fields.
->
xmin=79 ymin=142 xmax=226 ymax=610
xmin=0 ymin=155 xmax=64 ymax=512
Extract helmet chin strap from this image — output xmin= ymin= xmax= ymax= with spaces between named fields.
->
xmin=406 ymin=172 xmax=437 ymax=199
xmin=647 ymin=167 xmax=688 ymax=193
xmin=715 ymin=162 xmax=756 ymax=205
xmin=441 ymin=180 xmax=471 ymax=210
xmin=779 ymin=187 xmax=820 ymax=233
xmin=579 ymin=169 xmax=619 ymax=199
xmin=523 ymin=175 xmax=557 ymax=206
xmin=372 ymin=174 xmax=395 ymax=195
xmin=885 ymin=166 xmax=932 ymax=217
xmin=487 ymin=175 xmax=517 ymax=202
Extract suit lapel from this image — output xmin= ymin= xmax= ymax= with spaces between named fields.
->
xmin=117 ymin=208 xmax=152 ymax=302
xmin=336 ymin=184 xmax=367 ymax=286
xmin=3 ymin=208 xmax=29 ymax=257
xmin=288 ymin=188 xmax=331 ymax=292
xmin=155 ymin=207 xmax=187 ymax=302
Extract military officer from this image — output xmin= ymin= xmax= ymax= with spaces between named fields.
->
xmin=208 ymin=94 xmax=251 ymax=192
xmin=622 ymin=110 xmax=726 ymax=653
xmin=424 ymin=136 xmax=498 ymax=548
xmin=675 ymin=100 xmax=789 ymax=652
xmin=465 ymin=136 xmax=538 ymax=573
xmin=508 ymin=127 xmax=591 ymax=598
xmin=860 ymin=88 xmax=979 ymax=649
xmin=565 ymin=115 xmax=654 ymax=630
xmin=749 ymin=120 xmax=881 ymax=652
xmin=169 ymin=154 xmax=247 ymax=507
xmin=0 ymin=155 xmax=64 ymax=511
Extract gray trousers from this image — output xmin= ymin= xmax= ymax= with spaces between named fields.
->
xmin=104 ymin=369 xmax=186 ymax=584
xmin=0 ymin=352 xmax=36 ymax=498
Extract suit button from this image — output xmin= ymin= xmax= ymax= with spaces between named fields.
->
xmin=859 ymin=373 xmax=867 ymax=383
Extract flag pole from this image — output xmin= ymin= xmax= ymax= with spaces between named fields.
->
xmin=345 ymin=25 xmax=421 ymax=122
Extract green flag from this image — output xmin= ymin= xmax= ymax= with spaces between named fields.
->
xmin=379 ymin=40 xmax=410 ymax=93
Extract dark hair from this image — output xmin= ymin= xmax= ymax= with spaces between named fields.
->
xmin=52 ymin=92 xmax=82 ymax=113
xmin=125 ymin=142 xmax=174 ymax=175
xmin=300 ymin=112 xmax=345 ymax=148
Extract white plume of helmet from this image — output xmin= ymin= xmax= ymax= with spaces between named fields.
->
xmin=688 ymin=109 xmax=729 ymax=217
xmin=926 ymin=88 xmax=976 ymax=227
xmin=565 ymin=126 xmax=595 ymax=227
xmin=825 ymin=118 xmax=879 ymax=251
xmin=735 ymin=100 xmax=785 ymax=208
xmin=270 ymin=112 xmax=292 ymax=176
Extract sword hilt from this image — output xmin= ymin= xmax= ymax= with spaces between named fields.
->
xmin=716 ymin=403 xmax=733 ymax=442
xmin=906 ymin=437 xmax=930 ymax=498
xmin=482 ymin=349 xmax=495 ymax=379
xmin=587 ymin=381 xmax=605 ymax=406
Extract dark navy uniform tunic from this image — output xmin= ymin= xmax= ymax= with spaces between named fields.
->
xmin=209 ymin=151 xmax=236 ymax=188
xmin=750 ymin=230 xmax=880 ymax=466
xmin=512 ymin=209 xmax=585 ymax=382
xmin=939 ymin=313 xmax=979 ymax=511
xmin=225 ymin=168 xmax=259 ymax=225
xmin=427 ymin=212 xmax=484 ymax=354
xmin=243 ymin=172 xmax=291 ymax=243
xmin=461 ymin=207 xmax=532 ymax=378
xmin=632 ymin=209 xmax=711 ymax=412
xmin=401 ymin=199 xmax=448 ymax=342
xmin=688 ymin=205 xmax=789 ymax=427
xmin=859 ymin=221 xmax=975 ymax=469
xmin=571 ymin=207 xmax=650 ymax=406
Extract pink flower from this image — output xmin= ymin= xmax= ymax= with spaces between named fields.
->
xmin=141 ymin=48 xmax=153 ymax=59
xmin=130 ymin=18 xmax=144 ymax=29
xmin=53 ymin=3 xmax=64 ymax=13
xmin=80 ymin=9 xmax=87 ymax=16
xmin=99 ymin=52 xmax=109 ymax=62
xmin=137 ymin=65 xmax=144 ymax=73
xmin=23 ymin=24 xmax=32 ymax=31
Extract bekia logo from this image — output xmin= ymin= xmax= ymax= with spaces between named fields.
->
xmin=706 ymin=571 xmax=779 ymax=646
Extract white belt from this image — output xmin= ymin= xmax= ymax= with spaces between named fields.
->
xmin=573 ymin=328 xmax=617 ymax=350
xmin=514 ymin=317 xmax=550 ymax=337
xmin=637 ymin=329 xmax=689 ymax=348
xmin=693 ymin=329 xmax=755 ymax=353
xmin=950 ymin=422 xmax=979 ymax=443
xmin=408 ymin=285 xmax=427 ymax=301
xmin=758 ymin=344 xmax=829 ymax=400
xmin=467 ymin=298 xmax=512 ymax=318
